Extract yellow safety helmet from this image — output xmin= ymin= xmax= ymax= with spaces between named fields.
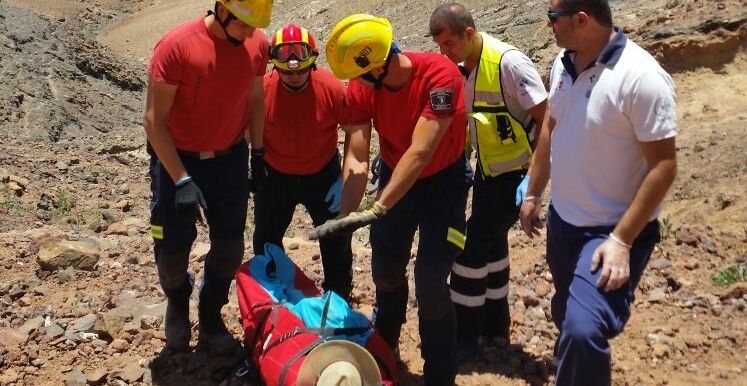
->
xmin=216 ymin=0 xmax=273 ymax=29
xmin=325 ymin=14 xmax=393 ymax=80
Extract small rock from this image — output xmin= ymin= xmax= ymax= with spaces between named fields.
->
xmin=675 ymin=229 xmax=699 ymax=247
xmin=516 ymin=286 xmax=540 ymax=307
xmin=683 ymin=259 xmax=699 ymax=270
xmin=651 ymin=343 xmax=669 ymax=358
xmin=43 ymin=323 xmax=65 ymax=338
xmin=719 ymin=282 xmax=747 ymax=301
xmin=140 ymin=315 xmax=161 ymax=330
xmin=67 ymin=314 xmax=97 ymax=334
xmin=687 ymin=363 xmax=699 ymax=373
xmin=58 ymin=267 xmax=75 ymax=283
xmin=190 ymin=242 xmax=210 ymax=262
xmin=104 ymin=222 xmax=130 ymax=236
xmin=0 ymin=329 xmax=28 ymax=349
xmin=649 ymin=258 xmax=672 ymax=270
xmin=533 ymin=281 xmax=552 ymax=297
xmin=702 ymin=237 xmax=718 ymax=254
xmin=648 ymin=289 xmax=666 ymax=303
xmin=109 ymin=338 xmax=129 ymax=352
xmin=113 ymin=200 xmax=132 ymax=212
xmin=682 ymin=333 xmax=704 ymax=348
xmin=113 ymin=362 xmax=144 ymax=383
xmin=0 ymin=368 xmax=19 ymax=384
xmin=65 ymin=369 xmax=87 ymax=386
xmin=86 ymin=368 xmax=108 ymax=385
xmin=8 ymin=175 xmax=29 ymax=189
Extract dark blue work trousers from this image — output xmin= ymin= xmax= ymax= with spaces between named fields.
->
xmin=547 ymin=205 xmax=659 ymax=386
xmin=252 ymin=153 xmax=353 ymax=300
xmin=371 ymin=156 xmax=470 ymax=386
xmin=149 ymin=141 xmax=248 ymax=313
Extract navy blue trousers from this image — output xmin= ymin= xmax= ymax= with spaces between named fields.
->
xmin=149 ymin=141 xmax=248 ymax=314
xmin=252 ymin=153 xmax=353 ymax=300
xmin=371 ymin=156 xmax=470 ymax=386
xmin=547 ymin=205 xmax=659 ymax=386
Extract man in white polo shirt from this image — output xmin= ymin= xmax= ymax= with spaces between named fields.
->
xmin=519 ymin=0 xmax=677 ymax=384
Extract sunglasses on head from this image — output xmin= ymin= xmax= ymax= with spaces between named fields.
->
xmin=270 ymin=42 xmax=314 ymax=63
xmin=547 ymin=10 xmax=578 ymax=22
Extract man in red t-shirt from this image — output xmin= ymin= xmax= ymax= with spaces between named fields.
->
xmin=311 ymin=14 xmax=470 ymax=385
xmin=252 ymin=24 xmax=354 ymax=300
xmin=143 ymin=0 xmax=271 ymax=355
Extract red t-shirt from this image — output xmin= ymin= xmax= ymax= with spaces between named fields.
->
xmin=263 ymin=68 xmax=349 ymax=175
xmin=148 ymin=18 xmax=268 ymax=151
xmin=346 ymin=52 xmax=466 ymax=178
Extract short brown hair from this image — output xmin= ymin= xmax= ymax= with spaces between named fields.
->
xmin=558 ymin=0 xmax=613 ymax=27
xmin=429 ymin=3 xmax=475 ymax=37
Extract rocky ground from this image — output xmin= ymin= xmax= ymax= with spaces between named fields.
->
xmin=0 ymin=0 xmax=745 ymax=385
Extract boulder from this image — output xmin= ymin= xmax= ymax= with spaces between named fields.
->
xmin=37 ymin=238 xmax=101 ymax=271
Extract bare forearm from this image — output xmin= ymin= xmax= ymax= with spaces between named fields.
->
xmin=340 ymin=156 xmax=368 ymax=215
xmin=613 ymin=160 xmax=676 ymax=243
xmin=377 ymin=149 xmax=430 ymax=209
xmin=145 ymin=121 xmax=187 ymax=183
xmin=527 ymin=120 xmax=551 ymax=198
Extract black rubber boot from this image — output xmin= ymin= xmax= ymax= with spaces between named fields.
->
xmin=164 ymin=275 xmax=193 ymax=351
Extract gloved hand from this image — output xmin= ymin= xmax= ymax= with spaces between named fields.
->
xmin=515 ymin=174 xmax=530 ymax=207
xmin=248 ymin=148 xmax=267 ymax=193
xmin=174 ymin=176 xmax=207 ymax=221
xmin=324 ymin=176 xmax=342 ymax=214
xmin=309 ymin=201 xmax=388 ymax=240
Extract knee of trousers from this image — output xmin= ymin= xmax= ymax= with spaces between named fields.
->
xmin=372 ymin=266 xmax=408 ymax=293
xmin=415 ymin=282 xmax=453 ymax=321
xmin=561 ymin=311 xmax=612 ymax=348
xmin=204 ymin=239 xmax=245 ymax=280
xmin=155 ymin=248 xmax=191 ymax=291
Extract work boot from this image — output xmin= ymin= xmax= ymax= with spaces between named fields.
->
xmin=456 ymin=336 xmax=479 ymax=364
xmin=197 ymin=311 xmax=240 ymax=356
xmin=164 ymin=277 xmax=193 ymax=351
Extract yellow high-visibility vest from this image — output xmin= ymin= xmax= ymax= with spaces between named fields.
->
xmin=471 ymin=32 xmax=531 ymax=177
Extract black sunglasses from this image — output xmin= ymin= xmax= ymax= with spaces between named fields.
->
xmin=547 ymin=10 xmax=578 ymax=22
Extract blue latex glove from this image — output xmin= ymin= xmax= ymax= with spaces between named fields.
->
xmin=515 ymin=174 xmax=530 ymax=207
xmin=324 ymin=176 xmax=342 ymax=213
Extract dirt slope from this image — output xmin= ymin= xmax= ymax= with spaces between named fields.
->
xmin=0 ymin=1 xmax=745 ymax=386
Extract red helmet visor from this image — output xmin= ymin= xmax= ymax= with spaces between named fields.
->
xmin=271 ymin=43 xmax=313 ymax=63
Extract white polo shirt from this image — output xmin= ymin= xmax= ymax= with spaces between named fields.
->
xmin=464 ymin=49 xmax=547 ymax=149
xmin=548 ymin=30 xmax=677 ymax=227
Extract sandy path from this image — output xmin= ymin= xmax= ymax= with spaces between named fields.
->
xmin=97 ymin=0 xmax=205 ymax=62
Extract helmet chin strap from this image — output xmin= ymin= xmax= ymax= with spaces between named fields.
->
xmin=363 ymin=44 xmax=401 ymax=90
xmin=279 ymin=70 xmax=312 ymax=92
xmin=210 ymin=4 xmax=243 ymax=46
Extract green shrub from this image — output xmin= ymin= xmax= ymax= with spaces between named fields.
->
xmin=712 ymin=263 xmax=747 ymax=288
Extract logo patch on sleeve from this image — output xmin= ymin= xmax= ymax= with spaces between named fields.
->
xmin=430 ymin=88 xmax=454 ymax=112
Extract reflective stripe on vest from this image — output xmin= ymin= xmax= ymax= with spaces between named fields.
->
xmin=472 ymin=32 xmax=532 ymax=177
